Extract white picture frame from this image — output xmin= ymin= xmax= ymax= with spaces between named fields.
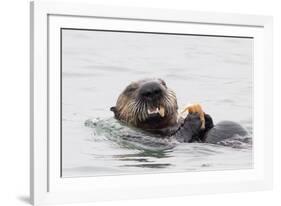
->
xmin=30 ymin=0 xmax=273 ymax=205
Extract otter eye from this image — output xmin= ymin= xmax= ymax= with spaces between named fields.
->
xmin=125 ymin=84 xmax=138 ymax=94
xmin=158 ymin=79 xmax=167 ymax=87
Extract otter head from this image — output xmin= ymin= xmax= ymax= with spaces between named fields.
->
xmin=110 ymin=79 xmax=178 ymax=130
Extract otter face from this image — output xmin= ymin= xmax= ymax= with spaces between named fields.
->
xmin=111 ymin=79 xmax=178 ymax=130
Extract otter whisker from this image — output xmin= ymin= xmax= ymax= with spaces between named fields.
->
xmin=164 ymin=96 xmax=173 ymax=113
xmin=136 ymin=100 xmax=144 ymax=122
xmin=133 ymin=99 xmax=144 ymax=122
xmin=141 ymin=103 xmax=147 ymax=121
xmin=167 ymin=89 xmax=176 ymax=97
xmin=126 ymin=101 xmax=138 ymax=123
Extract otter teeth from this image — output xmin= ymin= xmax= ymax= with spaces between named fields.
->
xmin=147 ymin=106 xmax=165 ymax=117
xmin=147 ymin=107 xmax=159 ymax=114
xmin=159 ymin=106 xmax=165 ymax=117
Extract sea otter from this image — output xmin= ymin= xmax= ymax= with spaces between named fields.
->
xmin=110 ymin=78 xmax=248 ymax=143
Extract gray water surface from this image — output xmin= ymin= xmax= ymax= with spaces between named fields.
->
xmin=61 ymin=29 xmax=253 ymax=177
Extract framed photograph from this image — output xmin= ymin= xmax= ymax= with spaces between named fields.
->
xmin=30 ymin=1 xmax=273 ymax=205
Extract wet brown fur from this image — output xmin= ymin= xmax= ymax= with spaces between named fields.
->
xmin=111 ymin=79 xmax=178 ymax=130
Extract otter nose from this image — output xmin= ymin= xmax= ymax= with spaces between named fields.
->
xmin=139 ymin=82 xmax=163 ymax=99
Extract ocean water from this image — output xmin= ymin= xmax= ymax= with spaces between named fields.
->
xmin=61 ymin=29 xmax=253 ymax=177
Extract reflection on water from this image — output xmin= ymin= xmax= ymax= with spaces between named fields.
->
xmin=61 ymin=29 xmax=253 ymax=177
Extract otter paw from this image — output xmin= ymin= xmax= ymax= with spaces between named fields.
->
xmin=181 ymin=104 xmax=205 ymax=130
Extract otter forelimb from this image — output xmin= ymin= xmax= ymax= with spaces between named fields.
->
xmin=174 ymin=113 xmax=214 ymax=143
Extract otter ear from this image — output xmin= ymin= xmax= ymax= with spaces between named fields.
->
xmin=110 ymin=106 xmax=120 ymax=119
xmin=110 ymin=106 xmax=116 ymax=113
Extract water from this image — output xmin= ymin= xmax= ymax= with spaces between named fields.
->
xmin=61 ymin=29 xmax=253 ymax=177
